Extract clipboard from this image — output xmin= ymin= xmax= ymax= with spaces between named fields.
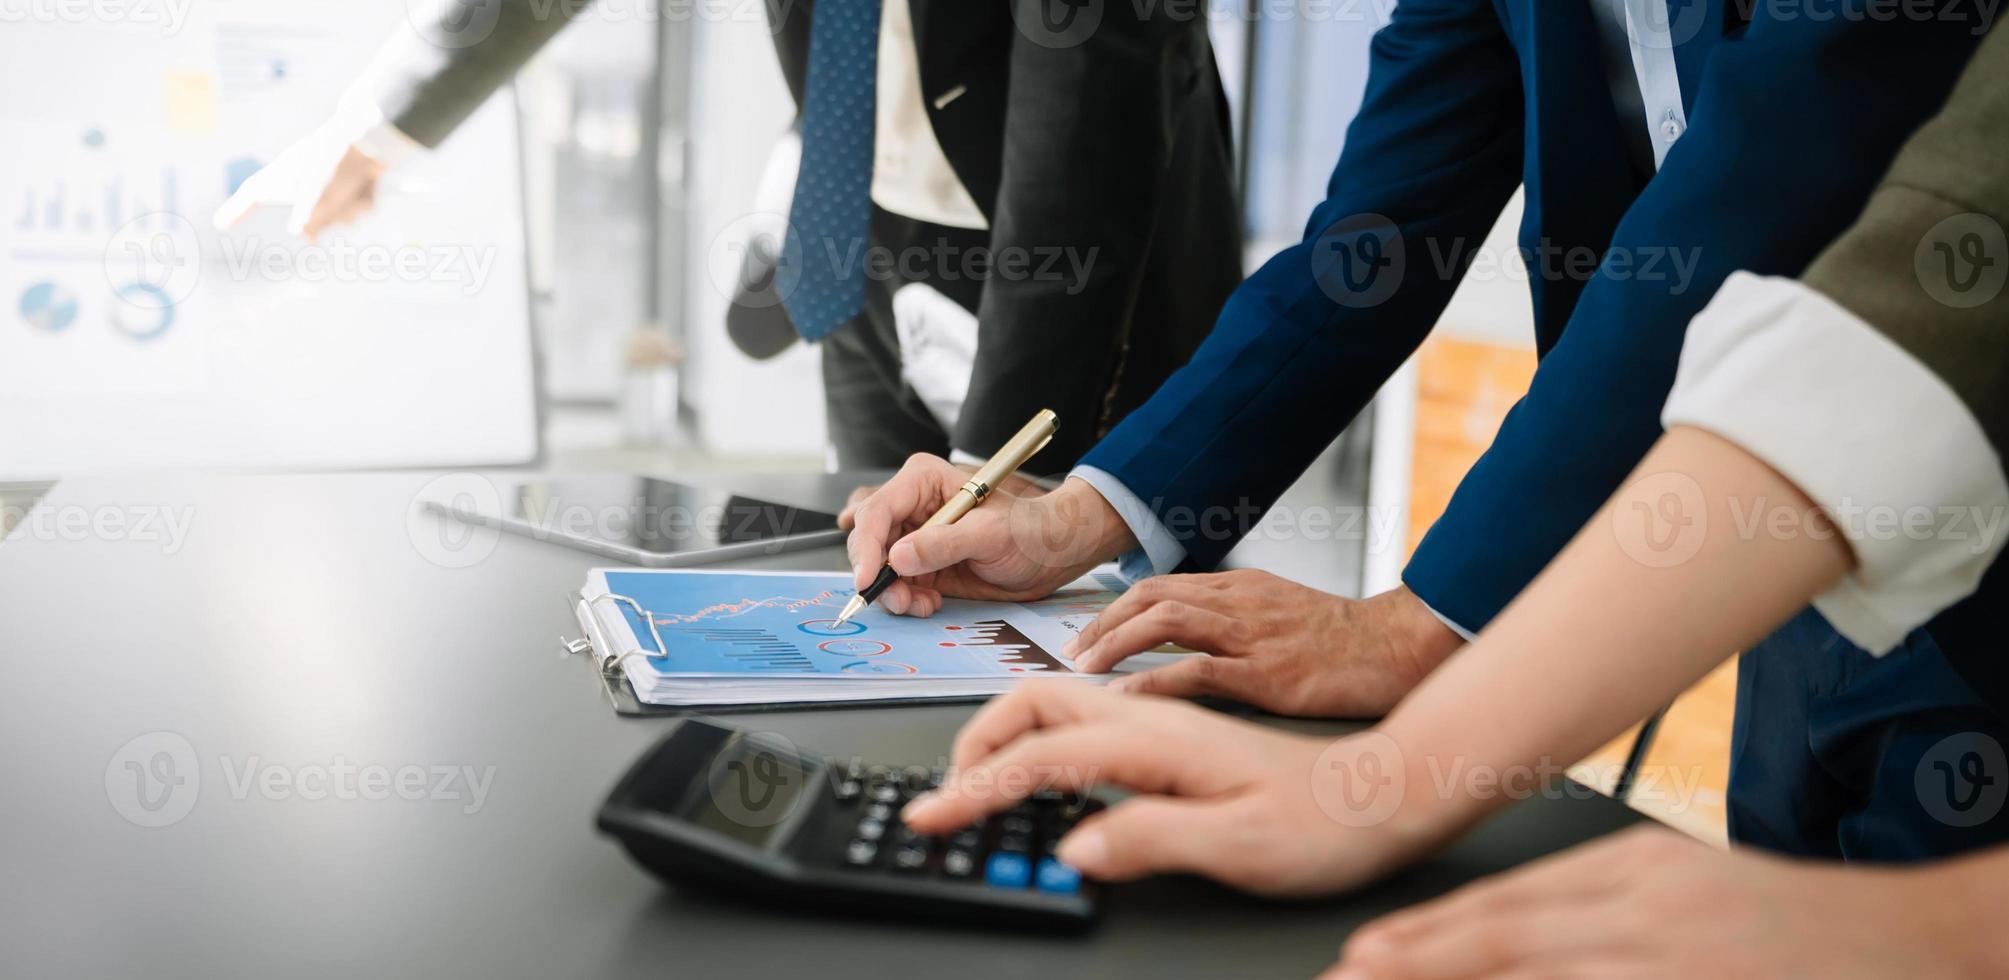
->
xmin=561 ymin=593 xmax=990 ymax=717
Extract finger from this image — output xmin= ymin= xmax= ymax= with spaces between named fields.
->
xmin=887 ymin=515 xmax=1002 ymax=578
xmin=907 ymin=586 xmax=943 ymax=618
xmin=211 ymin=178 xmax=268 ymax=230
xmin=297 ymin=180 xmax=360 ymax=239
xmin=1061 ymin=578 xmax=1168 ymax=659
xmin=1349 ymin=828 xmax=1661 ymax=949
xmin=877 ymin=579 xmax=913 ymax=616
xmin=1063 ymin=576 xmax=1219 ymax=662
xmin=1072 ymin=601 xmax=1242 ymax=673
xmin=948 ymin=680 xmax=1129 ymax=770
xmin=1322 ymin=962 xmax=1616 ymax=980
xmin=1338 ymin=905 xmax=1613 ymax=980
xmin=907 ymin=717 xmax=1225 ymax=833
xmin=1106 ymin=654 xmax=1254 ymax=701
xmin=846 ymin=456 xmax=955 ymax=584
xmin=1052 ymin=796 xmax=1241 ymax=882
xmin=837 ymin=484 xmax=880 ymax=530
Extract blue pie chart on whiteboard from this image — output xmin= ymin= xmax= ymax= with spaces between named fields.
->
xmin=110 ymin=282 xmax=176 ymax=341
xmin=19 ymin=281 xmax=80 ymax=332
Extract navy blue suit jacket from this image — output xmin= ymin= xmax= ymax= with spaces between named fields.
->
xmin=1077 ymin=0 xmax=1984 ymax=632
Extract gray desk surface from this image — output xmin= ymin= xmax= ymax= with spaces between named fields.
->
xmin=0 ymin=472 xmax=1636 ymax=979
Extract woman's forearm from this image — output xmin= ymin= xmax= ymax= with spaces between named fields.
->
xmin=1380 ymin=425 xmax=1855 ymax=825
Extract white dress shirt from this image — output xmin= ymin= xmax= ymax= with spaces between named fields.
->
xmin=357 ymin=0 xmax=987 ymax=232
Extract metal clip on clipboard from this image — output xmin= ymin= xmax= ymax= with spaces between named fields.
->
xmin=564 ymin=592 xmax=669 ymax=663
xmin=563 ymin=591 xmax=688 ymax=717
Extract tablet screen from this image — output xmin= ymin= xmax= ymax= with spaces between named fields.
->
xmin=506 ymin=478 xmax=839 ymax=557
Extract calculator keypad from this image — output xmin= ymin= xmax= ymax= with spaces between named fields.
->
xmin=830 ymin=761 xmax=1095 ymax=896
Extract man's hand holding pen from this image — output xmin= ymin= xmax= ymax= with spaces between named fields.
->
xmin=837 ymin=454 xmax=1138 ymax=618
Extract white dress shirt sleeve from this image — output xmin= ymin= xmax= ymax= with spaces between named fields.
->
xmin=1068 ymin=466 xmax=1188 ymax=583
xmin=1662 ymin=272 xmax=2009 ymax=654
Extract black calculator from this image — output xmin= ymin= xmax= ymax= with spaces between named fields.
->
xmin=597 ymin=719 xmax=1104 ymax=931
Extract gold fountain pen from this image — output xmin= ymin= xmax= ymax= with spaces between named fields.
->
xmin=832 ymin=409 xmax=1059 ymax=627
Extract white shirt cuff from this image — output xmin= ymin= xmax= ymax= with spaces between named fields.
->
xmin=1663 ymin=272 xmax=2009 ymax=654
xmin=329 ymin=85 xmax=424 ymax=168
xmin=1068 ymin=465 xmax=1187 ymax=581
xmin=1416 ymin=597 xmax=1477 ymax=642
xmin=353 ymin=119 xmax=424 ymax=168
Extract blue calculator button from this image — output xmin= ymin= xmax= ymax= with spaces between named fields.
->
xmin=1034 ymin=858 xmax=1081 ymax=895
xmin=983 ymin=853 xmax=1031 ymax=889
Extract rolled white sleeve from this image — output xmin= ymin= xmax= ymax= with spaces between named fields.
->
xmin=1068 ymin=466 xmax=1187 ymax=582
xmin=1662 ymin=272 xmax=2009 ymax=654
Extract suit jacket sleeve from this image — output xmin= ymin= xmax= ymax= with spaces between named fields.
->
xmin=1073 ymin=0 xmax=1525 ymax=571
xmin=369 ymin=0 xmax=591 ymax=148
xmin=1402 ymin=7 xmax=1987 ymax=633
xmin=1802 ymin=24 xmax=2009 ymax=456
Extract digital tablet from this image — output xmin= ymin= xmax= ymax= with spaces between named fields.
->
xmin=425 ymin=476 xmax=845 ymax=567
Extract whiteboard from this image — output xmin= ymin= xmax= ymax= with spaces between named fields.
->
xmin=0 ymin=1 xmax=539 ymax=477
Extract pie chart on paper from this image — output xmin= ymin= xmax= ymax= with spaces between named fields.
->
xmin=18 ymin=281 xmax=80 ymax=332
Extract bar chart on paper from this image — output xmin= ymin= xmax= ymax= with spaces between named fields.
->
xmin=575 ymin=568 xmax=1165 ymax=707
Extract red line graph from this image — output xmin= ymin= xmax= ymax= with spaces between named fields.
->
xmin=649 ymin=590 xmax=845 ymax=626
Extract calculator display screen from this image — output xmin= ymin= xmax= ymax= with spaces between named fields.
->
xmin=681 ymin=739 xmax=816 ymax=849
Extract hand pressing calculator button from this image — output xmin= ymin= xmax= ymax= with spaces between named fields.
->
xmin=598 ymin=719 xmax=1104 ymax=931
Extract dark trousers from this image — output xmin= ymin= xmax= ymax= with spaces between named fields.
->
xmin=1728 ymin=607 xmax=2009 ymax=861
xmin=819 ymin=211 xmax=987 ymax=470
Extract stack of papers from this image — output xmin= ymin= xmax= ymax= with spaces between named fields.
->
xmin=575 ymin=566 xmax=1183 ymax=706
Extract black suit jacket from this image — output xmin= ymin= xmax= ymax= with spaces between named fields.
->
xmin=764 ymin=0 xmax=1241 ymax=463
xmin=379 ymin=0 xmax=1242 ymax=466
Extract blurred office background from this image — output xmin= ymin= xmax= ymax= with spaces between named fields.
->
xmin=522 ymin=1 xmax=1534 ymax=597
xmin=4 ymin=1 xmax=1726 ymax=837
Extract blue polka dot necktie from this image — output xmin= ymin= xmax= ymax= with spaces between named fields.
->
xmin=784 ymin=0 xmax=883 ymax=342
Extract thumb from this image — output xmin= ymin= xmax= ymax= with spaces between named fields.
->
xmin=1056 ymin=797 xmax=1236 ymax=882
xmin=887 ymin=517 xmax=1005 ymax=576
